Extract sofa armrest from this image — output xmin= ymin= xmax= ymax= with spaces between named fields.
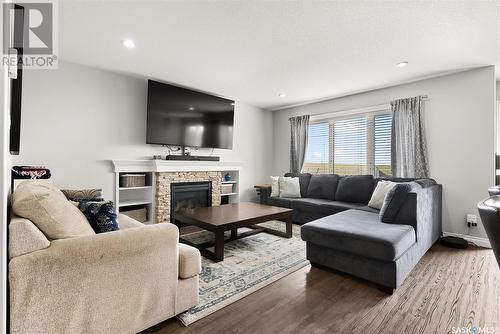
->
xmin=178 ymin=243 xmax=201 ymax=279
xmin=117 ymin=213 xmax=144 ymax=229
xmin=256 ymin=185 xmax=272 ymax=204
xmin=9 ymin=216 xmax=50 ymax=259
xmin=9 ymin=223 xmax=180 ymax=333
xmin=416 ymin=184 xmax=442 ymax=247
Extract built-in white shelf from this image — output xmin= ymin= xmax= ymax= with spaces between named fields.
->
xmin=118 ymin=200 xmax=153 ymax=207
xmin=119 ymin=186 xmax=152 ymax=190
xmin=221 ymin=192 xmax=238 ymax=197
xmin=221 ymin=181 xmax=237 ymax=184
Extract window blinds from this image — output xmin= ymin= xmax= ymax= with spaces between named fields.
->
xmin=303 ymin=111 xmax=392 ymax=176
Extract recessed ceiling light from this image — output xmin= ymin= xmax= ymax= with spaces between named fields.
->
xmin=122 ymin=39 xmax=135 ymax=49
xmin=188 ymin=107 xmax=195 ymax=111
xmin=278 ymin=93 xmax=286 ymax=98
xmin=396 ymin=61 xmax=408 ymax=68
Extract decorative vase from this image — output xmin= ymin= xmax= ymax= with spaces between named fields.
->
xmin=224 ymin=173 xmax=232 ymax=181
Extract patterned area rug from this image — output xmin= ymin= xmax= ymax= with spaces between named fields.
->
xmin=177 ymin=221 xmax=308 ymax=326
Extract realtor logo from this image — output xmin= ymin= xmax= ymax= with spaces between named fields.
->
xmin=2 ymin=0 xmax=58 ymax=69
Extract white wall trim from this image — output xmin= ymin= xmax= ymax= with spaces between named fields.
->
xmin=442 ymin=232 xmax=491 ymax=249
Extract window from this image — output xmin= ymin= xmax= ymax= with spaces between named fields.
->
xmin=303 ymin=123 xmax=331 ymax=174
xmin=303 ymin=109 xmax=392 ymax=176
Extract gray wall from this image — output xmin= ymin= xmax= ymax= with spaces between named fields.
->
xmin=272 ymin=67 xmax=496 ymax=239
xmin=14 ymin=61 xmax=273 ymax=202
xmin=497 ymin=81 xmax=499 ymax=100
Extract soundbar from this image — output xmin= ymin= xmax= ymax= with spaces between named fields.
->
xmin=164 ymin=155 xmax=220 ymax=162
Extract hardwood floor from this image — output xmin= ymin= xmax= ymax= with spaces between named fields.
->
xmin=143 ymin=244 xmax=499 ymax=334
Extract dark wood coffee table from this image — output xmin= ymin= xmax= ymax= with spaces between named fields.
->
xmin=173 ymin=202 xmax=293 ymax=262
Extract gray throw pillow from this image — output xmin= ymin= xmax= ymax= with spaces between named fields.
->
xmin=379 ymin=183 xmax=412 ymax=223
xmin=306 ymin=174 xmax=339 ymax=200
xmin=335 ymin=175 xmax=374 ymax=204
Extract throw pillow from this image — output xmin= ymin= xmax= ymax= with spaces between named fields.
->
xmin=284 ymin=172 xmax=312 ymax=197
xmin=379 ymin=183 xmax=413 ymax=223
xmin=12 ymin=181 xmax=95 ymax=240
xmin=306 ymin=174 xmax=339 ymax=200
xmin=368 ymin=180 xmax=396 ymax=209
xmin=270 ymin=176 xmax=280 ymax=197
xmin=335 ymin=175 xmax=374 ymax=204
xmin=279 ymin=177 xmax=301 ymax=198
xmin=62 ymin=188 xmax=103 ymax=202
xmin=78 ymin=201 xmax=120 ymax=233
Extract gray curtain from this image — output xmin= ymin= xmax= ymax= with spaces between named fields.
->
xmin=391 ymin=96 xmax=429 ymax=178
xmin=289 ymin=115 xmax=310 ymax=173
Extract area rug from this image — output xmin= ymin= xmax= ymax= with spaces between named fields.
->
xmin=177 ymin=221 xmax=308 ymax=326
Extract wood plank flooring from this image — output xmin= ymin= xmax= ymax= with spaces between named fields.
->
xmin=143 ymin=245 xmax=499 ymax=334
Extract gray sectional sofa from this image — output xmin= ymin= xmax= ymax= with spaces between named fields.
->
xmin=260 ymin=173 xmax=442 ymax=291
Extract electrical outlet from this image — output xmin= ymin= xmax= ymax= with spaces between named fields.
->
xmin=466 ymin=214 xmax=478 ymax=228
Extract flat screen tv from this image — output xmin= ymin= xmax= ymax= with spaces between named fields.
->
xmin=146 ymin=80 xmax=234 ymax=149
xmin=9 ymin=4 xmax=24 ymax=155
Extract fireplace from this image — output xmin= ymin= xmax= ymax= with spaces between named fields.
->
xmin=171 ymin=181 xmax=212 ymax=225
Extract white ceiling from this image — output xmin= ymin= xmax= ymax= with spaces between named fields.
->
xmin=59 ymin=1 xmax=500 ymax=110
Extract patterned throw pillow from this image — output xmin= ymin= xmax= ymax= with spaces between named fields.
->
xmin=78 ymin=201 xmax=119 ymax=233
xmin=62 ymin=189 xmax=103 ymax=202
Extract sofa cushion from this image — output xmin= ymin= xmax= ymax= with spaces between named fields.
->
xmin=301 ymin=210 xmax=416 ymax=261
xmin=306 ymin=174 xmax=339 ymax=200
xmin=79 ymin=201 xmax=120 ymax=233
xmin=267 ymin=196 xmax=298 ymax=208
xmin=178 ymin=243 xmax=201 ymax=279
xmin=285 ymin=172 xmax=312 ymax=197
xmin=290 ymin=198 xmax=368 ymax=216
xmin=279 ymin=177 xmax=301 ymax=198
xmin=320 ymin=201 xmax=366 ymax=213
xmin=290 ymin=198 xmax=336 ymax=213
xmin=12 ymin=181 xmax=95 ymax=240
xmin=358 ymin=205 xmax=380 ymax=214
xmin=335 ymin=175 xmax=374 ymax=204
xmin=380 ymin=183 xmax=413 ymax=223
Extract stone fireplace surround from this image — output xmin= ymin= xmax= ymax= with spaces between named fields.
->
xmin=156 ymin=171 xmax=222 ymax=224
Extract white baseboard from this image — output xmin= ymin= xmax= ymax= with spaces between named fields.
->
xmin=442 ymin=232 xmax=491 ymax=248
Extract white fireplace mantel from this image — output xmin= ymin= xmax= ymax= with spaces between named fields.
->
xmin=111 ymin=160 xmax=242 ymax=173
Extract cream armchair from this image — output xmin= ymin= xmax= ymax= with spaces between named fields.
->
xmin=9 ymin=214 xmax=201 ymax=334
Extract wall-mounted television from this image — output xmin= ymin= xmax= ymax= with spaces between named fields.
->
xmin=146 ymin=80 xmax=234 ymax=149
xmin=9 ymin=4 xmax=25 ymax=155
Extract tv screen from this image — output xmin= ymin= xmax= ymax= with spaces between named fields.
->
xmin=146 ymin=80 xmax=234 ymax=149
xmin=10 ymin=4 xmax=24 ymax=155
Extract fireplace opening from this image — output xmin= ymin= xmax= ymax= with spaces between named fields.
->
xmin=171 ymin=181 xmax=212 ymax=225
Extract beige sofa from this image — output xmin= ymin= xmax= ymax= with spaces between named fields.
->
xmin=9 ymin=213 xmax=201 ymax=334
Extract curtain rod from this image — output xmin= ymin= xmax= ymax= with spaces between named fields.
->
xmin=309 ymin=95 xmax=429 ymax=121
